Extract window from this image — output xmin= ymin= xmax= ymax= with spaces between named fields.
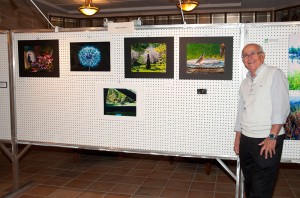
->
xmin=141 ymin=16 xmax=155 ymax=25
xmin=289 ymin=7 xmax=300 ymax=21
xmin=212 ymin=13 xmax=225 ymax=24
xmin=50 ymin=16 xmax=63 ymax=27
xmin=65 ymin=18 xmax=77 ymax=28
xmin=198 ymin=14 xmax=210 ymax=24
xmin=92 ymin=18 xmax=103 ymax=27
xmin=155 ymin=16 xmax=168 ymax=25
xmin=115 ymin=17 xmax=129 ymax=22
xmin=226 ymin=13 xmax=240 ymax=23
xmin=169 ymin=15 xmax=183 ymax=24
xmin=256 ymin=12 xmax=271 ymax=22
xmin=47 ymin=4 xmax=300 ymax=28
xmin=79 ymin=19 xmax=92 ymax=27
xmin=241 ymin=13 xmax=255 ymax=23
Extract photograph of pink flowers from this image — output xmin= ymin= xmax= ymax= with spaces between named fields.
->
xmin=284 ymin=96 xmax=300 ymax=140
xmin=70 ymin=41 xmax=111 ymax=74
xmin=18 ymin=40 xmax=59 ymax=77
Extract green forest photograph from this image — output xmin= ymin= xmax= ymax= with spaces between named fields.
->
xmin=130 ymin=42 xmax=167 ymax=73
xmin=104 ymin=88 xmax=137 ymax=117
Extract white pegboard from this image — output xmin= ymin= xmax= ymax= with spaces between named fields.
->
xmin=0 ymin=32 xmax=11 ymax=141
xmin=12 ymin=25 xmax=240 ymax=159
xmin=10 ymin=23 xmax=300 ymax=162
xmin=244 ymin=22 xmax=300 ymax=161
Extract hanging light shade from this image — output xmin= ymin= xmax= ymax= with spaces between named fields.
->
xmin=78 ymin=0 xmax=99 ymax=16
xmin=177 ymin=0 xmax=198 ymax=12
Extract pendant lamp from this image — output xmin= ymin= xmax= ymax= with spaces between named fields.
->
xmin=177 ymin=0 xmax=198 ymax=12
xmin=78 ymin=0 xmax=99 ymax=16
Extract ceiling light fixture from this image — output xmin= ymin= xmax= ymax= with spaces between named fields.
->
xmin=78 ymin=0 xmax=99 ymax=16
xmin=177 ymin=0 xmax=198 ymax=12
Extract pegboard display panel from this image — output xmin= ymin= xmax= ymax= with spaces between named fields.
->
xmin=0 ymin=32 xmax=11 ymax=140
xmin=245 ymin=23 xmax=300 ymax=161
xmin=13 ymin=26 xmax=241 ymax=158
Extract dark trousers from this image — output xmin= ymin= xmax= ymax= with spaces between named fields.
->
xmin=239 ymin=134 xmax=284 ymax=198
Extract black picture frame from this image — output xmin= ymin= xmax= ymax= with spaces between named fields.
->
xmin=124 ymin=37 xmax=174 ymax=78
xmin=179 ymin=37 xmax=233 ymax=80
xmin=18 ymin=40 xmax=59 ymax=77
xmin=70 ymin=41 xmax=111 ymax=73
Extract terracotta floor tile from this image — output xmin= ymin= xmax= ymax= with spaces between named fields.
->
xmin=142 ymin=178 xmax=168 ymax=187
xmin=77 ymin=172 xmax=103 ymax=181
xmin=292 ymin=188 xmax=300 ymax=197
xmin=148 ymin=171 xmax=172 ymax=179
xmin=165 ymin=179 xmax=192 ymax=190
xmin=216 ymin=175 xmax=235 ymax=184
xmin=193 ymin=173 xmax=217 ymax=182
xmin=275 ymin=178 xmax=290 ymax=188
xmin=36 ymin=168 xmax=63 ymax=176
xmin=190 ymin=181 xmax=215 ymax=192
xmin=171 ymin=172 xmax=194 ymax=180
xmin=135 ymin=163 xmax=156 ymax=170
xmin=24 ymin=185 xmax=59 ymax=196
xmin=110 ymin=183 xmax=140 ymax=194
xmin=160 ymin=188 xmax=188 ymax=198
xmin=98 ymin=174 xmax=124 ymax=183
xmin=134 ymin=186 xmax=162 ymax=197
xmin=196 ymin=167 xmax=218 ymax=175
xmin=87 ymin=181 xmax=116 ymax=192
xmin=104 ymin=193 xmax=131 ymax=198
xmin=70 ymin=164 xmax=92 ymax=171
xmin=76 ymin=190 xmax=106 ymax=198
xmin=273 ymin=187 xmax=295 ymax=197
xmin=288 ymin=179 xmax=300 ymax=188
xmin=1 ymin=147 xmax=300 ymax=198
xmin=214 ymin=192 xmax=236 ymax=198
xmin=106 ymin=168 xmax=131 ymax=176
xmin=128 ymin=169 xmax=151 ymax=177
xmin=284 ymin=173 xmax=300 ymax=180
xmin=153 ymin=164 xmax=177 ymax=172
xmin=187 ymin=190 xmax=214 ymax=198
xmin=48 ymin=187 xmax=81 ymax=197
xmin=56 ymin=170 xmax=82 ymax=178
xmin=119 ymin=176 xmax=145 ymax=185
xmin=17 ymin=195 xmax=45 ymax=198
xmin=87 ymin=165 xmax=111 ymax=173
xmin=43 ymin=176 xmax=72 ymax=186
xmin=131 ymin=195 xmax=158 ymax=198
xmin=64 ymin=178 xmax=93 ymax=189
xmin=0 ymin=181 xmax=13 ymax=191
xmin=24 ymin=174 xmax=52 ymax=183
xmin=175 ymin=165 xmax=198 ymax=173
xmin=215 ymin=183 xmax=236 ymax=193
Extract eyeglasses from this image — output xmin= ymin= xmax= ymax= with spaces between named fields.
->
xmin=241 ymin=51 xmax=263 ymax=59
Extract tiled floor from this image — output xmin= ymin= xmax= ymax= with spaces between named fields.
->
xmin=0 ymin=146 xmax=299 ymax=198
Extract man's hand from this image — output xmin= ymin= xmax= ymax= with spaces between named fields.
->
xmin=234 ymin=132 xmax=241 ymax=155
xmin=258 ymin=138 xmax=276 ymax=159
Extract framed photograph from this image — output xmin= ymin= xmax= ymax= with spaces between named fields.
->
xmin=124 ymin=37 xmax=174 ymax=78
xmin=69 ymin=40 xmax=111 ymax=75
xmin=284 ymin=96 xmax=300 ymax=140
xmin=18 ymin=40 xmax=59 ymax=77
xmin=97 ymin=83 xmax=144 ymax=120
xmin=288 ymin=33 xmax=300 ymax=90
xmin=179 ymin=37 xmax=233 ymax=80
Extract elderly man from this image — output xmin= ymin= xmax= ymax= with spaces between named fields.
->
xmin=234 ymin=43 xmax=290 ymax=198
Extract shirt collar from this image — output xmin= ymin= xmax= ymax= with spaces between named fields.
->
xmin=246 ymin=63 xmax=266 ymax=79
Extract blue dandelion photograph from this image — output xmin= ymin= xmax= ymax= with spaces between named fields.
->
xmin=70 ymin=42 xmax=110 ymax=72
